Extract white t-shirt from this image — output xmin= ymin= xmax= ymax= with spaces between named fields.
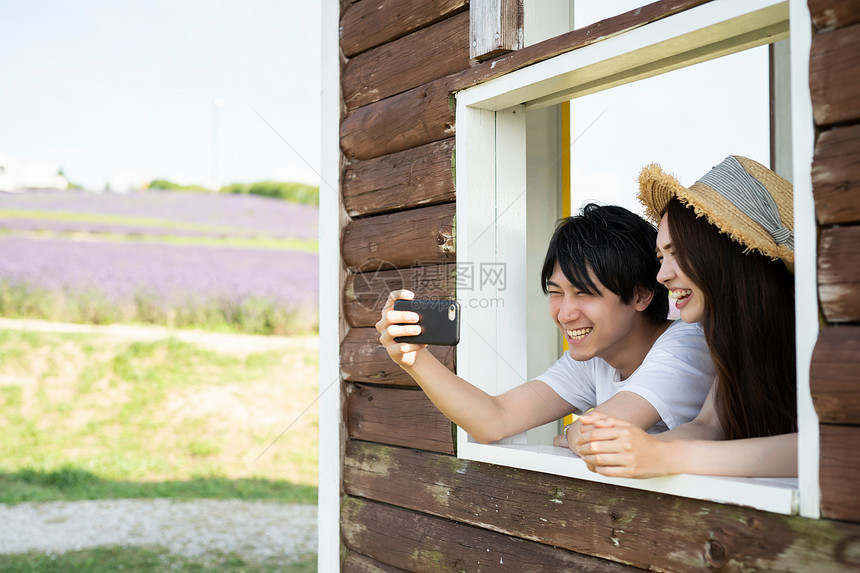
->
xmin=536 ymin=320 xmax=715 ymax=433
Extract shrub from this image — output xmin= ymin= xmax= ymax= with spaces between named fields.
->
xmin=146 ymin=179 xmax=320 ymax=205
xmin=148 ymin=179 xmax=210 ymax=193
xmin=219 ymin=181 xmax=319 ymax=205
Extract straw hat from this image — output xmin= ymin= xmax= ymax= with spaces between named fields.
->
xmin=638 ymin=155 xmax=794 ymax=270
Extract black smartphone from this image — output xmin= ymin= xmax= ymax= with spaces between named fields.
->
xmin=393 ymin=299 xmax=460 ymax=346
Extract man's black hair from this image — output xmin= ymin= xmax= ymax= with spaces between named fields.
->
xmin=540 ymin=203 xmax=668 ymax=324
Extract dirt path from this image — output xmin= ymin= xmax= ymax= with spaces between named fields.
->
xmin=0 ymin=317 xmax=318 ymax=355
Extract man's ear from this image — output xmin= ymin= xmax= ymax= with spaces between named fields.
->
xmin=633 ymin=288 xmax=654 ymax=312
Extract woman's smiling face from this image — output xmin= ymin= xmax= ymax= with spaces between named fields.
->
xmin=656 ymin=214 xmax=706 ymax=323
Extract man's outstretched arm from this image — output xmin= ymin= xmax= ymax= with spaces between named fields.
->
xmin=377 ymin=290 xmax=571 ymax=443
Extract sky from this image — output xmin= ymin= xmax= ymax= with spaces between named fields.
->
xmin=0 ymin=0 xmax=321 ymax=191
xmin=569 ymin=1 xmax=770 ymax=216
xmin=569 ymin=45 xmax=769 ymax=216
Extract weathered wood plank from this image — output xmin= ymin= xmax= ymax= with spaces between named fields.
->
xmin=342 ymin=327 xmax=419 ymax=386
xmin=342 ymin=203 xmax=456 ymax=271
xmin=344 ymin=441 xmax=860 ymax=572
xmin=340 ymin=0 xmax=709 ymax=161
xmin=820 ymin=424 xmax=860 ymax=522
xmin=818 ymin=225 xmax=860 ymax=322
xmin=344 ymin=264 xmax=457 ymax=327
xmin=812 ymin=123 xmax=860 ymax=225
xmin=808 ymin=0 xmax=860 ymax=32
xmin=810 ymin=21 xmax=860 ymax=127
xmin=340 ymin=77 xmax=456 ymax=161
xmin=810 ymin=326 xmax=860 ymax=424
xmin=342 ymin=138 xmax=456 ymax=218
xmin=343 ymin=12 xmax=471 ymax=110
xmin=347 ymin=384 xmax=455 ymax=453
xmin=340 ymin=327 xmax=455 ymax=385
xmin=341 ymin=496 xmax=641 ymax=573
xmin=470 ymin=0 xmax=523 ymax=61
xmin=340 ymin=0 xmax=468 ymax=58
xmin=343 ymin=551 xmax=410 ymax=573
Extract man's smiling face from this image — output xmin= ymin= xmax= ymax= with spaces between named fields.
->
xmin=546 ymin=262 xmax=645 ymax=366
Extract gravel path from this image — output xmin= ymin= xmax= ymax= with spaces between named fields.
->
xmin=0 ymin=499 xmax=317 ymax=561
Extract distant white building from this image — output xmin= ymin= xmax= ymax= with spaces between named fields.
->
xmin=0 ymin=153 xmax=69 ymax=192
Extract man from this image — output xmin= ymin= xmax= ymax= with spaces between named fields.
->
xmin=376 ymin=204 xmax=714 ymax=450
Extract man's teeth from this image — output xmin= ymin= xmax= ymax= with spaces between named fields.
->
xmin=566 ymin=327 xmax=593 ymax=339
xmin=668 ymin=289 xmax=692 ymax=300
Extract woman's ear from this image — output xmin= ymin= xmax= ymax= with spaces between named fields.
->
xmin=633 ymin=287 xmax=654 ymax=312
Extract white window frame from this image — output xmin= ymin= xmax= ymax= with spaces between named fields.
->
xmin=318 ymin=0 xmax=342 ymax=570
xmin=454 ymin=0 xmax=819 ymax=517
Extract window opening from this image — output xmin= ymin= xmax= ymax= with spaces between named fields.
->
xmin=455 ymin=0 xmax=806 ymax=515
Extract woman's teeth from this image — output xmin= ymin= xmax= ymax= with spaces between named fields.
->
xmin=566 ymin=327 xmax=592 ymax=340
xmin=669 ymin=289 xmax=692 ymax=301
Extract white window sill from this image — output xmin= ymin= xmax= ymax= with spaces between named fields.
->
xmin=458 ymin=440 xmax=799 ymax=515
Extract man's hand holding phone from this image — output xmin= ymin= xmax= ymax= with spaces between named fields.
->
xmin=376 ymin=290 xmax=426 ymax=369
xmin=376 ymin=290 xmax=460 ymax=369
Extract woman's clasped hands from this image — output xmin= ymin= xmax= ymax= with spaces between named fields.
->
xmin=573 ymin=412 xmax=675 ymax=479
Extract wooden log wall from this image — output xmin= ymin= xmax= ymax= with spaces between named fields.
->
xmin=343 ymin=442 xmax=860 ymax=572
xmin=337 ymin=0 xmax=860 ymax=569
xmin=808 ymin=0 xmax=860 ymax=524
xmin=339 ymin=4 xmax=469 ymax=537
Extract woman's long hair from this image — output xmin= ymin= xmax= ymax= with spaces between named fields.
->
xmin=664 ymin=198 xmax=796 ymax=439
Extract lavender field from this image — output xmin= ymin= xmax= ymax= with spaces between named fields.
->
xmin=0 ymin=190 xmax=319 ymax=334
xmin=1 ymin=189 xmax=319 ymax=240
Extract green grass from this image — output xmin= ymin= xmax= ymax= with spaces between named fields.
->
xmin=0 ymin=227 xmax=319 ymax=253
xmin=0 ymin=469 xmax=317 ymax=505
xmin=0 ymin=328 xmax=319 ymax=505
xmin=0 ymin=282 xmax=318 ymax=336
xmin=0 ymin=547 xmax=317 ymax=572
xmin=0 ymin=208 xmax=275 ymax=239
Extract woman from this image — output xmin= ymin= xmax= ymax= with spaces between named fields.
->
xmin=573 ymin=155 xmax=798 ymax=478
